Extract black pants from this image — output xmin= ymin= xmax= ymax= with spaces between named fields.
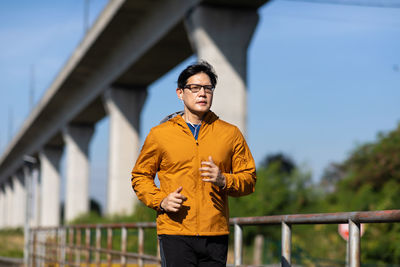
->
xmin=158 ymin=235 xmax=228 ymax=267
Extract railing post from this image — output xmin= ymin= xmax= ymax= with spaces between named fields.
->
xmin=138 ymin=227 xmax=144 ymax=267
xmin=38 ymin=231 xmax=42 ymax=267
xmin=47 ymin=230 xmax=51 ymax=264
xmin=32 ymin=230 xmax=37 ymax=267
xmin=281 ymin=222 xmax=291 ymax=267
xmin=43 ymin=231 xmax=47 ymax=267
xmin=76 ymin=228 xmax=81 ymax=266
xmin=68 ymin=228 xmax=74 ymax=264
xmin=52 ymin=229 xmax=57 ymax=264
xmin=121 ymin=226 xmax=127 ymax=267
xmin=95 ymin=227 xmax=101 ymax=266
xmin=85 ymin=228 xmax=91 ymax=265
xmin=349 ymin=220 xmax=360 ymax=267
xmin=60 ymin=228 xmax=66 ymax=267
xmin=234 ymin=223 xmax=243 ymax=266
xmin=107 ymin=227 xmax=113 ymax=266
xmin=55 ymin=229 xmax=59 ymax=267
xmin=253 ymin=234 xmax=264 ymax=266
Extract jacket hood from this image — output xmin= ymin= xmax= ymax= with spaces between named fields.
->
xmin=159 ymin=110 xmax=184 ymax=124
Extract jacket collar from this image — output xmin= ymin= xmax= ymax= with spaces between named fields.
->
xmin=170 ymin=110 xmax=219 ymax=128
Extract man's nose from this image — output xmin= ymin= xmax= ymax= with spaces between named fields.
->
xmin=198 ymin=87 xmax=206 ymax=96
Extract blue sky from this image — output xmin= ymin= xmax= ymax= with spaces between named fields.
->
xmin=1 ymin=0 xmax=399 ymax=211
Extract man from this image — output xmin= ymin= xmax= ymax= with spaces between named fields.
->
xmin=131 ymin=61 xmax=256 ymax=267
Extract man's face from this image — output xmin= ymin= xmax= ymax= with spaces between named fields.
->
xmin=177 ymin=72 xmax=214 ymax=117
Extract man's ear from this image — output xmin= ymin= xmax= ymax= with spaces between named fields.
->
xmin=176 ymin=88 xmax=183 ymax=100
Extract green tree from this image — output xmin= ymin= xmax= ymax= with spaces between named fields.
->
xmin=323 ymin=123 xmax=400 ymax=263
xmin=344 ymin=125 xmax=400 ymax=190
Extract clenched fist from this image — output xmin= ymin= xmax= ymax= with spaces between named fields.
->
xmin=160 ymin=186 xmax=187 ymax=213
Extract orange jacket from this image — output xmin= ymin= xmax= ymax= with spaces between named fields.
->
xmin=131 ymin=111 xmax=256 ymax=236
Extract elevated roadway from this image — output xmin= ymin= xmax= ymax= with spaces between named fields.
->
xmin=0 ymin=0 xmax=269 ymax=227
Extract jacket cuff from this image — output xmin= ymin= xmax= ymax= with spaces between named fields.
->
xmin=152 ymin=192 xmax=168 ymax=212
xmin=223 ymin=173 xmax=234 ymax=191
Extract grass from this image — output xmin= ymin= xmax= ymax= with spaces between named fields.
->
xmin=0 ymin=228 xmax=24 ymax=258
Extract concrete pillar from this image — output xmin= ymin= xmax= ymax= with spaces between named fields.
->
xmin=31 ymin=168 xmax=41 ymax=227
xmin=12 ymin=172 xmax=26 ymax=227
xmin=64 ymin=124 xmax=94 ymax=222
xmin=0 ymin=184 xmax=5 ymax=228
xmin=39 ymin=146 xmax=63 ymax=226
xmin=104 ymin=86 xmax=147 ymax=215
xmin=4 ymin=178 xmax=13 ymax=227
xmin=185 ymin=5 xmax=259 ymax=134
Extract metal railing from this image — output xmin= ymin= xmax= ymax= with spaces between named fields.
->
xmin=28 ymin=209 xmax=400 ymax=267
xmin=0 ymin=256 xmax=24 ymax=267
xmin=29 ymin=222 xmax=159 ymax=267
xmin=231 ymin=209 xmax=400 ymax=266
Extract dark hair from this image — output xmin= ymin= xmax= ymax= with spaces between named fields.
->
xmin=177 ymin=61 xmax=218 ymax=89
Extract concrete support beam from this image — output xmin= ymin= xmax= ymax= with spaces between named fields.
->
xmin=64 ymin=124 xmax=94 ymax=222
xmin=12 ymin=172 xmax=26 ymax=227
xmin=185 ymin=5 xmax=259 ymax=134
xmin=104 ymin=87 xmax=147 ymax=215
xmin=39 ymin=147 xmax=63 ymax=227
xmin=0 ymin=185 xmax=5 ymax=228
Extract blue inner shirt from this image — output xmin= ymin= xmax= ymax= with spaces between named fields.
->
xmin=187 ymin=123 xmax=201 ymax=140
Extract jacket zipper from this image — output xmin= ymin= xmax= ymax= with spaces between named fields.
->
xmin=195 ymin=121 xmax=205 ymax=236
xmin=180 ymin=118 xmax=203 ymax=236
xmin=195 ymin=138 xmax=200 ymax=235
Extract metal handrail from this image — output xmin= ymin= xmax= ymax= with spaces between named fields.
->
xmin=29 ymin=224 xmax=159 ymax=267
xmin=0 ymin=256 xmax=24 ymax=267
xmin=230 ymin=210 xmax=400 ymax=267
xmin=28 ymin=209 xmax=400 ymax=267
xmin=230 ymin=209 xmax=400 ymax=225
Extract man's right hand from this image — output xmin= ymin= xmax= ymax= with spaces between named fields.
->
xmin=160 ymin=186 xmax=187 ymax=213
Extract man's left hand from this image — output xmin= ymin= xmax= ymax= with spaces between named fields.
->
xmin=200 ymin=156 xmax=226 ymax=188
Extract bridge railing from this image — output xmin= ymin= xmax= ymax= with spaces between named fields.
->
xmin=28 ymin=209 xmax=400 ymax=267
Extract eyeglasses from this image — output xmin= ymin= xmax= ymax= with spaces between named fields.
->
xmin=184 ymin=84 xmax=214 ymax=94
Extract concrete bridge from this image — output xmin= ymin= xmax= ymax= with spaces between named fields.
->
xmin=0 ymin=0 xmax=269 ymax=228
